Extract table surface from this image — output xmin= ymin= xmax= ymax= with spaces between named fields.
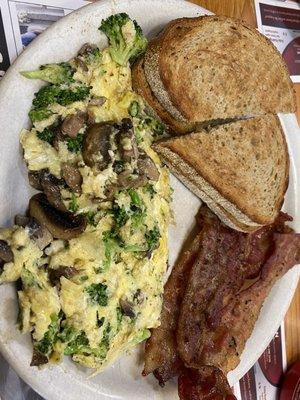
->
xmin=190 ymin=0 xmax=300 ymax=369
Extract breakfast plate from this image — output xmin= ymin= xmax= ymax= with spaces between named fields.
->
xmin=0 ymin=0 xmax=299 ymax=399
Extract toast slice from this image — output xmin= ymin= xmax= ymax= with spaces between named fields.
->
xmin=153 ymin=115 xmax=289 ymax=230
xmin=132 ymin=57 xmax=195 ymax=135
xmin=147 ymin=16 xmax=295 ymax=123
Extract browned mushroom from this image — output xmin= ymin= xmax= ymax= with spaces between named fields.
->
xmin=74 ymin=57 xmax=88 ymax=72
xmin=117 ymin=118 xmax=139 ymax=163
xmin=30 ymin=349 xmax=48 ymax=367
xmin=61 ymin=112 xmax=86 ymax=139
xmin=137 ymin=154 xmax=159 ymax=182
xmin=28 ymin=170 xmax=43 ymax=190
xmin=117 ymin=171 xmax=147 ymax=189
xmin=48 ymin=266 xmax=78 ymax=286
xmin=82 ymin=122 xmax=114 ymax=170
xmin=78 ymin=43 xmax=98 ymax=56
xmin=89 ymin=97 xmax=107 ymax=107
xmin=61 ymin=164 xmax=82 ymax=194
xmin=53 ymin=128 xmax=66 ymax=152
xmin=15 ymin=215 xmax=30 ymax=227
xmin=119 ymin=298 xmax=135 ymax=319
xmin=40 ymin=171 xmax=67 ymax=212
xmin=26 ymin=218 xmax=53 ymax=250
xmin=29 ymin=194 xmax=86 ymax=240
xmin=0 ymin=240 xmax=14 ymax=264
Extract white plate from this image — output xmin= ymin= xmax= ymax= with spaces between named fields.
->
xmin=0 ymin=1 xmax=299 ymax=399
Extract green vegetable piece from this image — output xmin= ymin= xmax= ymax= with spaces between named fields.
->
xmin=99 ymin=13 xmax=148 ymax=66
xmin=63 ymin=331 xmax=89 ymax=356
xmin=34 ymin=313 xmax=61 ymax=355
xmin=21 ymin=62 xmax=75 ymax=85
xmin=84 ymin=47 xmax=102 ymax=65
xmin=113 ymin=160 xmax=125 ymax=174
xmin=21 ymin=268 xmax=41 ymax=289
xmin=85 ymin=211 xmax=97 ymax=227
xmin=85 ymin=283 xmax=108 ymax=306
xmin=144 ymin=116 xmax=166 ymax=136
xmin=128 ymin=189 xmax=142 ymax=206
xmin=29 ymin=108 xmax=53 ymax=122
xmin=143 ymin=183 xmax=156 ymax=199
xmin=66 ymin=133 xmax=85 ymax=153
xmin=112 ymin=205 xmax=129 ymax=229
xmin=128 ymin=101 xmax=140 ymax=117
xmin=131 ymin=329 xmax=151 ymax=345
xmin=32 ymin=84 xmax=90 ymax=109
xmin=145 ymin=225 xmax=160 ymax=253
xmin=79 ymin=275 xmax=88 ymax=282
xmin=37 ymin=127 xmax=56 ymax=145
xmin=69 ymin=193 xmax=79 ymax=213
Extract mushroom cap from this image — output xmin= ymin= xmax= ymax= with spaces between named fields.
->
xmin=29 ymin=193 xmax=87 ymax=240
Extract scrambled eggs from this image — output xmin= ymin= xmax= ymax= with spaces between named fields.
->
xmin=0 ymin=17 xmax=171 ymax=372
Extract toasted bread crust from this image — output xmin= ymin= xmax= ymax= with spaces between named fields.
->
xmin=159 ymin=16 xmax=296 ymax=122
xmin=153 ymin=115 xmax=289 ymax=226
xmin=132 ymin=58 xmax=195 ymax=135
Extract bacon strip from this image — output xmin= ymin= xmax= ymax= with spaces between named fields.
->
xmin=143 ymin=225 xmax=207 ymax=384
xmin=178 ymin=367 xmax=236 ymax=400
xmin=196 ymin=232 xmax=300 ymax=373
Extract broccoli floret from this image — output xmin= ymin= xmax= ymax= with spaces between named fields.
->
xmin=128 ymin=101 xmax=140 ymax=117
xmin=69 ymin=193 xmax=79 ymax=212
xmin=143 ymin=116 xmax=166 ymax=136
xmin=34 ymin=313 xmax=61 ymax=356
xmin=143 ymin=183 xmax=156 ymax=199
xmin=99 ymin=13 xmax=147 ymax=66
xmin=84 ymin=47 xmax=102 ymax=65
xmin=21 ymin=62 xmax=75 ymax=85
xmin=85 ymin=283 xmax=108 ymax=306
xmin=113 ymin=160 xmax=125 ymax=174
xmin=145 ymin=225 xmax=160 ymax=253
xmin=85 ymin=211 xmax=97 ymax=227
xmin=66 ymin=133 xmax=85 ymax=153
xmin=29 ymin=108 xmax=53 ymax=123
xmin=37 ymin=127 xmax=56 ymax=145
xmin=32 ymin=84 xmax=90 ymax=109
xmin=112 ymin=205 xmax=129 ymax=229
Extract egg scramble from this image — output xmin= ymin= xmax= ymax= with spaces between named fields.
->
xmin=0 ymin=14 xmax=171 ymax=372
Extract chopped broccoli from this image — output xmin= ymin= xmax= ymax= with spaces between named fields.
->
xmin=113 ymin=160 xmax=125 ymax=174
xmin=99 ymin=13 xmax=148 ymax=66
xmin=85 ymin=211 xmax=97 ymax=227
xmin=21 ymin=62 xmax=75 ymax=85
xmin=131 ymin=329 xmax=151 ymax=345
xmin=143 ymin=116 xmax=166 ymax=136
xmin=29 ymin=108 xmax=53 ymax=123
xmin=112 ymin=205 xmax=129 ymax=229
xmin=37 ymin=127 xmax=56 ymax=145
xmin=128 ymin=188 xmax=142 ymax=206
xmin=69 ymin=193 xmax=79 ymax=213
xmin=32 ymin=84 xmax=90 ymax=109
xmin=34 ymin=313 xmax=61 ymax=355
xmin=96 ymin=313 xmax=105 ymax=327
xmin=145 ymin=225 xmax=160 ymax=253
xmin=128 ymin=189 xmax=146 ymax=228
xmin=21 ymin=269 xmax=41 ymax=289
xmin=102 ymin=230 xmax=123 ymax=269
xmin=143 ymin=183 xmax=156 ymax=199
xmin=85 ymin=283 xmax=108 ymax=306
xmin=66 ymin=133 xmax=85 ymax=153
xmin=128 ymin=101 xmax=140 ymax=117
xmin=63 ymin=330 xmax=89 ymax=355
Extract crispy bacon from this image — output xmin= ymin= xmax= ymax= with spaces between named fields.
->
xmin=143 ymin=205 xmax=299 ymax=400
xmin=178 ymin=367 xmax=236 ymax=400
xmin=197 ymin=232 xmax=300 ymax=373
xmin=143 ymin=226 xmax=206 ymax=384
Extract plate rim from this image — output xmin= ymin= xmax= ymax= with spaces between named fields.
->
xmin=0 ymin=0 xmax=299 ymax=398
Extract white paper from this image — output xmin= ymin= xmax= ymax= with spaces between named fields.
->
xmin=255 ymin=0 xmax=300 ymax=83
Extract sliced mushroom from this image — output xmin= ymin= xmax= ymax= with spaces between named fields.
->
xmin=29 ymin=194 xmax=87 ymax=240
xmin=89 ymin=97 xmax=107 ymax=107
xmin=26 ymin=218 xmax=53 ymax=250
xmin=74 ymin=57 xmax=88 ymax=72
xmin=78 ymin=43 xmax=98 ymax=56
xmin=28 ymin=170 xmax=43 ymax=191
xmin=61 ymin=112 xmax=86 ymax=139
xmin=40 ymin=171 xmax=67 ymax=212
xmin=137 ymin=154 xmax=159 ymax=182
xmin=118 ymin=171 xmax=148 ymax=189
xmin=119 ymin=298 xmax=135 ymax=319
xmin=30 ymin=349 xmax=48 ymax=367
xmin=117 ymin=118 xmax=139 ymax=163
xmin=53 ymin=128 xmax=66 ymax=152
xmin=61 ymin=164 xmax=82 ymax=194
xmin=0 ymin=240 xmax=14 ymax=264
xmin=49 ymin=266 xmax=78 ymax=286
xmin=15 ymin=215 xmax=30 ymax=227
xmin=82 ymin=122 xmax=114 ymax=170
